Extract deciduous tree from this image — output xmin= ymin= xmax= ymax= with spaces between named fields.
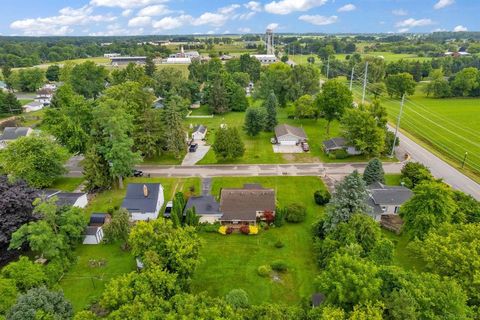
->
xmin=212 ymin=127 xmax=245 ymax=161
xmin=69 ymin=61 xmax=108 ymax=99
xmin=244 ymin=107 xmax=265 ymax=136
xmin=385 ymin=73 xmax=416 ymax=98
xmin=317 ymin=79 xmax=353 ymax=134
xmin=263 ymin=91 xmax=278 ymax=131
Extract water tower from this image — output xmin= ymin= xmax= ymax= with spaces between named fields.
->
xmin=265 ymin=28 xmax=274 ymax=55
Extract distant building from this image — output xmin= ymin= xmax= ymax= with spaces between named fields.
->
xmin=34 ymin=88 xmax=54 ymax=105
xmin=444 ymin=51 xmax=471 ymax=57
xmin=251 ymin=54 xmax=278 ymax=64
xmin=23 ymin=101 xmax=44 ymax=113
xmin=323 ymin=137 xmax=362 ymax=156
xmin=169 ymin=46 xmax=200 ymax=59
xmin=110 ymin=56 xmax=147 ymax=66
xmin=164 ymin=57 xmax=192 ymax=64
xmin=104 ymin=53 xmax=121 ymax=58
xmin=0 ymin=127 xmax=33 ymax=149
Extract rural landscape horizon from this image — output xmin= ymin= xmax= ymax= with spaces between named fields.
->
xmin=0 ymin=0 xmax=479 ymax=319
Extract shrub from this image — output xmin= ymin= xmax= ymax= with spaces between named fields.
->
xmin=314 ymin=189 xmax=331 ymax=205
xmin=263 ymin=211 xmax=275 ymax=224
xmin=271 ymin=260 xmax=288 ymax=272
xmin=274 ymin=207 xmax=286 ymax=227
xmin=225 ymin=289 xmax=250 ymax=308
xmin=249 ymin=225 xmax=259 ymax=235
xmin=200 ymin=222 xmax=221 ymax=233
xmin=274 ymin=240 xmax=285 ymax=248
xmin=285 ymin=203 xmax=307 ymax=223
xmin=335 ymin=149 xmax=349 ymax=159
xmin=257 ymin=265 xmax=271 ymax=277
xmin=240 ymin=225 xmax=250 ymax=235
xmin=226 ymin=226 xmax=234 ymax=234
xmin=328 ymin=153 xmax=336 ymax=160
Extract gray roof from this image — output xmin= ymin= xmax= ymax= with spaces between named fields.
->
xmin=0 ymin=127 xmax=31 ymax=141
xmin=24 ymin=101 xmax=43 ymax=107
xmin=323 ymin=137 xmax=347 ymax=150
xmin=122 ymin=183 xmax=160 ymax=213
xmin=184 ymin=195 xmax=221 ymax=215
xmin=274 ymin=124 xmax=307 ymax=140
xmin=220 ymin=184 xmax=275 ymax=222
xmin=367 ymin=182 xmax=413 ymax=206
xmin=38 ymin=190 xmax=86 ymax=207
xmin=193 ymin=125 xmax=207 ymax=134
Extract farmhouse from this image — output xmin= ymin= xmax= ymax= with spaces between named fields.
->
xmin=41 ymin=190 xmax=89 ymax=208
xmin=366 ymin=182 xmax=413 ymax=221
xmin=192 ymin=125 xmax=207 ymax=140
xmin=111 ymin=56 xmax=147 ymax=66
xmin=184 ymin=195 xmax=223 ymax=224
xmin=323 ymin=137 xmax=362 ymax=156
xmin=0 ymin=127 xmax=33 ymax=149
xmin=121 ymin=183 xmax=164 ymax=221
xmin=34 ymin=88 xmax=54 ymax=105
xmin=23 ymin=101 xmax=44 ymax=113
xmin=220 ymin=184 xmax=276 ymax=225
xmin=251 ymin=54 xmax=278 ymax=64
xmin=83 ymin=213 xmax=110 ymax=245
xmin=274 ymin=124 xmax=307 ymax=146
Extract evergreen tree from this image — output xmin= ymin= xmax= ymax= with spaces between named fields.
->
xmin=163 ymin=102 xmax=186 ymax=158
xmin=244 ymin=107 xmax=265 ymax=136
xmin=363 ymin=158 xmax=385 ymax=185
xmin=145 ymin=56 xmax=156 ymax=77
xmin=185 ymin=206 xmax=200 ymax=226
xmin=324 ymin=170 xmax=370 ymax=232
xmin=83 ymin=146 xmax=113 ymax=191
xmin=229 ymin=84 xmax=249 ymax=112
xmin=263 ymin=91 xmax=278 ymax=131
xmin=207 ymin=78 xmax=229 ymax=114
xmin=171 ymin=192 xmax=186 ymax=227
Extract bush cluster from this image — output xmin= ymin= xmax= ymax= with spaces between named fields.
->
xmin=314 ymin=189 xmax=331 ymax=206
xmin=285 ymin=203 xmax=307 ymax=223
xmin=257 ymin=265 xmax=271 ymax=277
xmin=271 ymin=260 xmax=288 ymax=272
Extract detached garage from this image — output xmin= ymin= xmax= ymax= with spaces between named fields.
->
xmin=274 ymin=124 xmax=307 ymax=146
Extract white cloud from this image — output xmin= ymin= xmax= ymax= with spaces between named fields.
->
xmin=219 ymin=4 xmax=241 ymax=15
xmin=137 ymin=4 xmax=171 ymax=16
xmin=236 ymin=12 xmax=257 ymax=20
xmin=90 ymin=0 xmax=169 ymax=9
xmin=245 ymin=1 xmax=262 ymax=12
xmin=453 ymin=25 xmax=467 ymax=32
xmin=434 ymin=0 xmax=454 ymax=9
xmin=396 ymin=18 xmax=434 ymax=28
xmin=10 ymin=5 xmax=116 ymax=36
xmin=89 ymin=23 xmax=143 ymax=36
xmin=128 ymin=16 xmax=152 ymax=27
xmin=267 ymin=23 xmax=279 ymax=30
xmin=392 ymin=9 xmax=407 ymax=16
xmin=238 ymin=27 xmax=251 ymax=33
xmin=152 ymin=15 xmax=192 ymax=30
xmin=299 ymin=15 xmax=338 ymax=26
xmin=265 ymin=0 xmax=327 ymax=15
xmin=192 ymin=12 xmax=229 ymax=26
xmin=398 ymin=28 xmax=409 ymax=33
xmin=338 ymin=4 xmax=356 ymax=12
xmin=122 ymin=9 xmax=133 ymax=17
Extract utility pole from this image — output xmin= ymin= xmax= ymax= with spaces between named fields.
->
xmin=326 ymin=56 xmax=330 ymax=79
xmin=362 ymin=61 xmax=369 ymax=104
xmin=462 ymin=152 xmax=468 ymax=168
xmin=349 ymin=66 xmax=355 ymax=91
xmin=390 ymin=94 xmax=406 ymax=158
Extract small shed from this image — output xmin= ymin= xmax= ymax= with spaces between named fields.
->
xmin=311 ymin=293 xmax=326 ymax=308
xmin=83 ymin=213 xmax=110 ymax=245
xmin=192 ymin=125 xmax=207 ymax=140
xmin=323 ymin=137 xmax=362 ymax=156
xmin=274 ymin=124 xmax=307 ymax=146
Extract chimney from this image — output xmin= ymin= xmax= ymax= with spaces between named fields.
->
xmin=143 ymin=185 xmax=149 ymax=197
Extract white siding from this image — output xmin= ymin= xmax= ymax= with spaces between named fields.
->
xmin=74 ymin=194 xmax=89 ymax=209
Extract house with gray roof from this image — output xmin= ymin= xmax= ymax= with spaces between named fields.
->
xmin=23 ymin=101 xmax=44 ymax=113
xmin=323 ymin=137 xmax=361 ymax=156
xmin=0 ymin=127 xmax=33 ymax=149
xmin=121 ymin=183 xmax=164 ymax=221
xmin=366 ymin=182 xmax=413 ymax=221
xmin=38 ymin=190 xmax=89 ymax=209
xmin=220 ymin=184 xmax=276 ymax=225
xmin=274 ymin=124 xmax=307 ymax=146
xmin=192 ymin=125 xmax=207 ymax=140
xmin=184 ymin=195 xmax=222 ymax=223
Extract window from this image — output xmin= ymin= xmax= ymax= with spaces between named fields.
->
xmin=394 ymin=206 xmax=399 ymax=214
xmin=381 ymin=206 xmax=387 ymax=212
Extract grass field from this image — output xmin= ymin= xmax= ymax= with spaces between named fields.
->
xmin=50 ymin=177 xmax=84 ymax=192
xmin=191 ymin=176 xmax=326 ymax=305
xmin=60 ymin=177 xmax=201 ymax=311
xmin=290 ymin=51 xmax=431 ymax=65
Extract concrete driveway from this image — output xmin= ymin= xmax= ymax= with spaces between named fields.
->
xmin=181 ymin=141 xmax=210 ymax=166
xmin=272 ymin=144 xmax=304 ymax=153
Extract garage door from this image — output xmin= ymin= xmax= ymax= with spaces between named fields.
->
xmin=279 ymin=140 xmax=297 ymax=146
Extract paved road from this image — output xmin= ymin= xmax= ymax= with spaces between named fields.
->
xmin=135 ymin=162 xmax=404 ymax=178
xmin=389 ymin=125 xmax=480 ymax=200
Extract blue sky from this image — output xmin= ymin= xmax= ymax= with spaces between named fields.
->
xmin=2 ymin=0 xmax=478 ymax=36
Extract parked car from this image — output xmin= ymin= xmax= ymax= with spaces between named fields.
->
xmin=189 ymin=143 xmax=198 ymax=152
xmin=164 ymin=201 xmax=173 ymax=218
xmin=132 ymin=169 xmax=143 ymax=177
xmin=270 ymin=137 xmax=277 ymax=144
xmin=301 ymin=142 xmax=310 ymax=152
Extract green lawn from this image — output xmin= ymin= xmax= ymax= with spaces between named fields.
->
xmin=382 ymin=230 xmax=424 ymax=271
xmin=193 ymin=107 xmax=379 ymax=165
xmin=191 ymin=176 xmax=326 ymax=305
xmin=384 ymin=174 xmax=401 ymax=186
xmin=50 ymin=177 xmax=84 ymax=192
xmin=59 ymin=243 xmax=136 ymax=311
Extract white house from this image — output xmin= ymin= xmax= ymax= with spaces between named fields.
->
xmin=121 ymin=183 xmax=164 ymax=221
xmin=323 ymin=137 xmax=362 ymax=156
xmin=274 ymin=124 xmax=307 ymax=146
xmin=251 ymin=54 xmax=278 ymax=64
xmin=366 ymin=182 xmax=413 ymax=222
xmin=192 ymin=125 xmax=207 ymax=140
xmin=164 ymin=57 xmax=191 ymax=64
xmin=104 ymin=53 xmax=121 ymax=58
xmin=43 ymin=190 xmax=89 ymax=209
xmin=23 ymin=101 xmax=44 ymax=113
xmin=0 ymin=127 xmax=33 ymax=149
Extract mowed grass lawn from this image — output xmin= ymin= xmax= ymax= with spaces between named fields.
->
xmin=60 ymin=177 xmax=201 ymax=311
xmin=381 ymin=88 xmax=480 ymax=181
xmin=193 ymin=107 xmax=375 ymax=165
xmin=191 ymin=176 xmax=326 ymax=305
